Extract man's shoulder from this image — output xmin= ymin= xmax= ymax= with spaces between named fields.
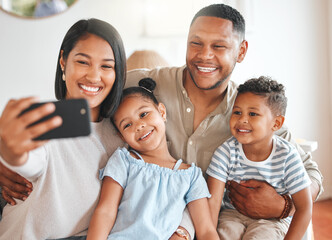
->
xmin=228 ymin=80 xmax=238 ymax=91
xmin=126 ymin=66 xmax=185 ymax=88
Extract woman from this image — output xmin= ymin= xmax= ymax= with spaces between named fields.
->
xmin=0 ymin=18 xmax=126 ymax=239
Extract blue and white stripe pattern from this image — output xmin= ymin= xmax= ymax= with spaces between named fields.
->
xmin=206 ymin=136 xmax=311 ymax=211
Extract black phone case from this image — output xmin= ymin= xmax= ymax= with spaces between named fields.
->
xmin=20 ymin=99 xmax=91 ymax=140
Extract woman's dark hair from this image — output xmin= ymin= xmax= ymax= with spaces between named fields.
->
xmin=237 ymin=76 xmax=287 ymax=116
xmin=191 ymin=4 xmax=246 ymax=40
xmin=55 ymin=18 xmax=127 ymax=118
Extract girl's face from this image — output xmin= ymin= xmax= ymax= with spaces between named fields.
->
xmin=113 ymin=94 xmax=167 ymax=154
xmin=60 ymin=33 xmax=116 ymax=121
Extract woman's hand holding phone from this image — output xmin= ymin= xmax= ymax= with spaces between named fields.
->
xmin=0 ymin=97 xmax=90 ymax=204
xmin=0 ymin=97 xmax=62 ymax=167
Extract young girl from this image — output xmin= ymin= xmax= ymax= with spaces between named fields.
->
xmin=87 ymin=78 xmax=219 ymax=240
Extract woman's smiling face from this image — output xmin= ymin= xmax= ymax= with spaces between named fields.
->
xmin=60 ymin=33 xmax=116 ymax=121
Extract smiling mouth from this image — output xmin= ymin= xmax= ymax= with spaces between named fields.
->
xmin=79 ymin=84 xmax=101 ymax=93
xmin=139 ymin=130 xmax=153 ymax=140
xmin=197 ymin=66 xmax=217 ymax=73
xmin=237 ymin=129 xmax=252 ymax=133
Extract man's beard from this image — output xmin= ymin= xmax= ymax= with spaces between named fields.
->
xmin=187 ymin=65 xmax=235 ymax=91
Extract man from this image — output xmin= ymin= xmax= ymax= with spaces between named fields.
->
xmin=125 ymin=4 xmax=323 ymax=239
xmin=0 ymin=3 xmax=323 ymax=240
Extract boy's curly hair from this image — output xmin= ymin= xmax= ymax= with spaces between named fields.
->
xmin=237 ymin=76 xmax=287 ymax=116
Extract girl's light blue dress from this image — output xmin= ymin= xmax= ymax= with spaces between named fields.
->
xmin=100 ymin=147 xmax=210 ymax=240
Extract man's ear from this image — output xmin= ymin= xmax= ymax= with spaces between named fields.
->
xmin=272 ymin=115 xmax=285 ymax=131
xmin=158 ymin=103 xmax=167 ymax=121
xmin=237 ymin=40 xmax=248 ymax=63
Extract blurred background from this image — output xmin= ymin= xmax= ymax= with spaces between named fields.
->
xmin=0 ymin=0 xmax=331 ymax=200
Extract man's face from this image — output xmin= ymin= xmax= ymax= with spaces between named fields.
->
xmin=186 ymin=16 xmax=246 ymax=90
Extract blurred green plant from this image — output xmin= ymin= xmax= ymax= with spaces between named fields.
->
xmin=64 ymin=0 xmax=75 ymax=6
xmin=11 ymin=0 xmax=36 ymax=17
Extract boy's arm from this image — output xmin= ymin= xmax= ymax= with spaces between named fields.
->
xmin=284 ymin=187 xmax=312 ymax=240
xmin=87 ymin=177 xmax=123 ymax=240
xmin=207 ymin=176 xmax=225 ymax=227
xmin=187 ymin=197 xmax=219 ymax=240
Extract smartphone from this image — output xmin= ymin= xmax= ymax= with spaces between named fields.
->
xmin=20 ymin=99 xmax=91 ymax=140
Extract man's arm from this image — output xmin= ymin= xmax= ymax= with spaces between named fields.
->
xmin=0 ymin=162 xmax=32 ymax=205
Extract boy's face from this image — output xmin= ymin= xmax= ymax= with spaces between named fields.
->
xmin=230 ymin=92 xmax=279 ymax=147
xmin=113 ymin=95 xmax=167 ymax=153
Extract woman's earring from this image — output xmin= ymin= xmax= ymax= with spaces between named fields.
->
xmin=61 ymin=68 xmax=66 ymax=81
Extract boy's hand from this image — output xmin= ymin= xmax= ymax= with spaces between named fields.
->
xmin=227 ymin=180 xmax=284 ymax=219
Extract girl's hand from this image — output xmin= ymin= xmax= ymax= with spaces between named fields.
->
xmin=169 ymin=233 xmax=189 ymax=240
xmin=0 ymin=97 xmax=62 ymax=166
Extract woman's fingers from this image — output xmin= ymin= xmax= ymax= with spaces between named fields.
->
xmin=18 ymin=102 xmax=58 ymax=128
xmin=0 ymin=97 xmax=39 ymax=125
xmin=22 ymin=115 xmax=63 ymax=141
xmin=0 ymin=98 xmax=62 ymax=162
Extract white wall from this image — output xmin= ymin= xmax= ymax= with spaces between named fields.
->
xmin=0 ymin=0 xmax=331 ymax=199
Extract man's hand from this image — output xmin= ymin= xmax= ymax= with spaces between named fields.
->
xmin=227 ymin=180 xmax=284 ymax=219
xmin=0 ymin=162 xmax=32 ymax=205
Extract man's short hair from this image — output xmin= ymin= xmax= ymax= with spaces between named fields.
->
xmin=191 ymin=4 xmax=246 ymax=40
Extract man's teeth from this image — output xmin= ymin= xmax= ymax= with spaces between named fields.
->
xmin=140 ymin=131 xmax=152 ymax=140
xmin=197 ymin=66 xmax=217 ymax=72
xmin=80 ymin=84 xmax=100 ymax=92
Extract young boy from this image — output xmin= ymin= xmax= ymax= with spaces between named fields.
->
xmin=207 ymin=76 xmax=312 ymax=240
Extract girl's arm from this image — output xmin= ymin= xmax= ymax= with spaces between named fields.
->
xmin=187 ymin=197 xmax=219 ymax=240
xmin=284 ymin=187 xmax=312 ymax=240
xmin=207 ymin=176 xmax=225 ymax=227
xmin=87 ymin=176 xmax=124 ymax=240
